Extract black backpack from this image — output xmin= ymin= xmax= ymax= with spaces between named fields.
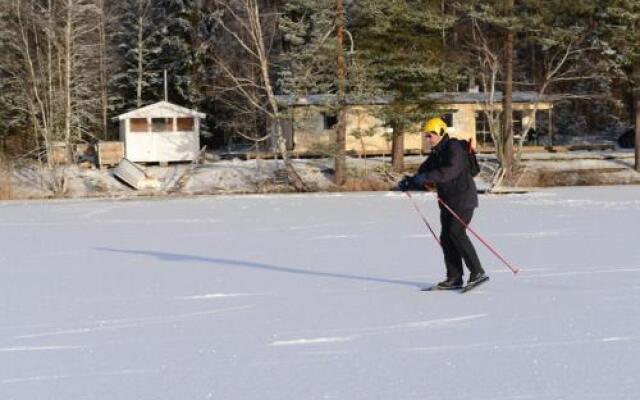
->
xmin=459 ymin=140 xmax=481 ymax=177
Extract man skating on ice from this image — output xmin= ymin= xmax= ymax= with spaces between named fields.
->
xmin=398 ymin=117 xmax=488 ymax=290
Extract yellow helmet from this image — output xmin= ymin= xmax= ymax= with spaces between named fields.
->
xmin=422 ymin=117 xmax=447 ymax=136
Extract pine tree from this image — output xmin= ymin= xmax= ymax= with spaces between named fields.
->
xmin=154 ymin=0 xmax=196 ymax=106
xmin=276 ymin=0 xmax=336 ymax=96
xmin=351 ymin=0 xmax=456 ymax=171
xmin=599 ymin=0 xmax=640 ymax=170
xmin=109 ymin=0 xmax=164 ymax=113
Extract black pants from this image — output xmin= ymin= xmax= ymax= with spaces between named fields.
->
xmin=439 ymin=207 xmax=484 ymax=280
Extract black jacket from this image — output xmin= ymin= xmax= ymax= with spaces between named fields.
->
xmin=412 ymin=135 xmax=478 ymax=210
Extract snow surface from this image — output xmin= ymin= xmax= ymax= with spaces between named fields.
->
xmin=1 ymin=186 xmax=639 ymax=400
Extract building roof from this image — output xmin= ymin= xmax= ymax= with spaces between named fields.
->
xmin=115 ymin=101 xmax=206 ymax=120
xmin=275 ymin=91 xmax=554 ymax=107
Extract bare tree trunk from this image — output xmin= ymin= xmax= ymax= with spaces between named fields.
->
xmin=212 ymin=0 xmax=309 ymax=191
xmin=391 ymin=124 xmax=404 ymax=172
xmin=633 ymin=63 xmax=640 ymax=172
xmin=334 ymin=0 xmax=347 ymax=185
xmin=16 ymin=0 xmax=51 ymax=161
xmin=249 ymin=0 xmax=308 ymax=191
xmin=263 ymin=91 xmax=304 ymax=190
xmin=471 ymin=17 xmax=504 ymax=181
xmin=636 ymin=89 xmax=640 ymax=172
xmin=501 ymin=0 xmax=514 ymax=183
xmin=98 ymin=0 xmax=109 ymax=138
xmin=64 ymin=0 xmax=73 ymax=146
xmin=47 ymin=0 xmax=53 ymax=143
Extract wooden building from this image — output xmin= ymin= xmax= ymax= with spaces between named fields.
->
xmin=115 ymin=101 xmax=206 ymax=163
xmin=273 ymin=92 xmax=554 ymax=155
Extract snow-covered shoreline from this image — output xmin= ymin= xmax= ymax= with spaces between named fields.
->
xmin=2 ymin=150 xmax=640 ymax=201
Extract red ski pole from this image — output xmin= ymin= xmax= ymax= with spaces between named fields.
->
xmin=405 ymin=192 xmax=441 ymax=246
xmin=437 ymin=197 xmax=520 ymax=275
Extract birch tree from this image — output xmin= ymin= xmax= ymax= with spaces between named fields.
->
xmin=211 ymin=0 xmax=308 ymax=191
xmin=0 ymin=0 xmax=103 ymax=194
xmin=455 ymin=1 xmax=519 ymax=185
xmin=11 ymin=0 xmax=53 ymax=155
xmin=469 ymin=16 xmax=502 ymax=160
xmin=97 ymin=0 xmax=111 ymax=136
xmin=0 ymin=2 xmax=27 ymax=147
xmin=514 ymin=1 xmax=604 ymax=159
xmin=60 ymin=0 xmax=103 ymax=145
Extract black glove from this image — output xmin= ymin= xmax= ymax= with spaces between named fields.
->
xmin=396 ymin=175 xmax=413 ymax=192
xmin=412 ymin=174 xmax=428 ymax=189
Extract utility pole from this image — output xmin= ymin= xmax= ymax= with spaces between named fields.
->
xmin=335 ymin=0 xmax=347 ymax=186
xmin=164 ymin=69 xmax=168 ymax=102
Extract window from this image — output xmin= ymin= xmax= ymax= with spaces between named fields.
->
xmin=513 ymin=111 xmax=523 ymax=137
xmin=322 ymin=112 xmax=338 ymax=130
xmin=177 ymin=118 xmax=194 ymax=131
xmin=130 ymin=118 xmax=149 ymax=133
xmin=441 ymin=113 xmax=454 ymax=128
xmin=152 ymin=118 xmax=173 ymax=132
xmin=475 ymin=111 xmax=493 ymax=145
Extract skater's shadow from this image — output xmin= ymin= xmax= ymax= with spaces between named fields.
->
xmin=95 ymin=247 xmax=425 ymax=288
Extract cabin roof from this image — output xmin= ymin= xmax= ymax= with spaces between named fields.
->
xmin=275 ymin=92 xmax=555 ymax=107
xmin=115 ymin=101 xmax=206 ymax=120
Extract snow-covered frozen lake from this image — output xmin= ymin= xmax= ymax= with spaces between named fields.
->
xmin=1 ymin=186 xmax=639 ymax=400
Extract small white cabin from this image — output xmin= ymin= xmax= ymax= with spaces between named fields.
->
xmin=116 ymin=101 xmax=206 ymax=163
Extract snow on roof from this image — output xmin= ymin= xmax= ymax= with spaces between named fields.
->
xmin=116 ymin=101 xmax=206 ymax=120
xmin=275 ymin=92 xmax=554 ymax=106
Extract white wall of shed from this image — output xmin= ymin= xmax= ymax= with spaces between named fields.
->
xmin=122 ymin=117 xmax=200 ymax=162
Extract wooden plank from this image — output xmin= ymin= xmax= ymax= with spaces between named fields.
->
xmin=97 ymin=141 xmax=124 ymax=167
xmin=48 ymin=142 xmax=70 ymax=165
xmin=113 ymin=158 xmax=160 ymax=190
